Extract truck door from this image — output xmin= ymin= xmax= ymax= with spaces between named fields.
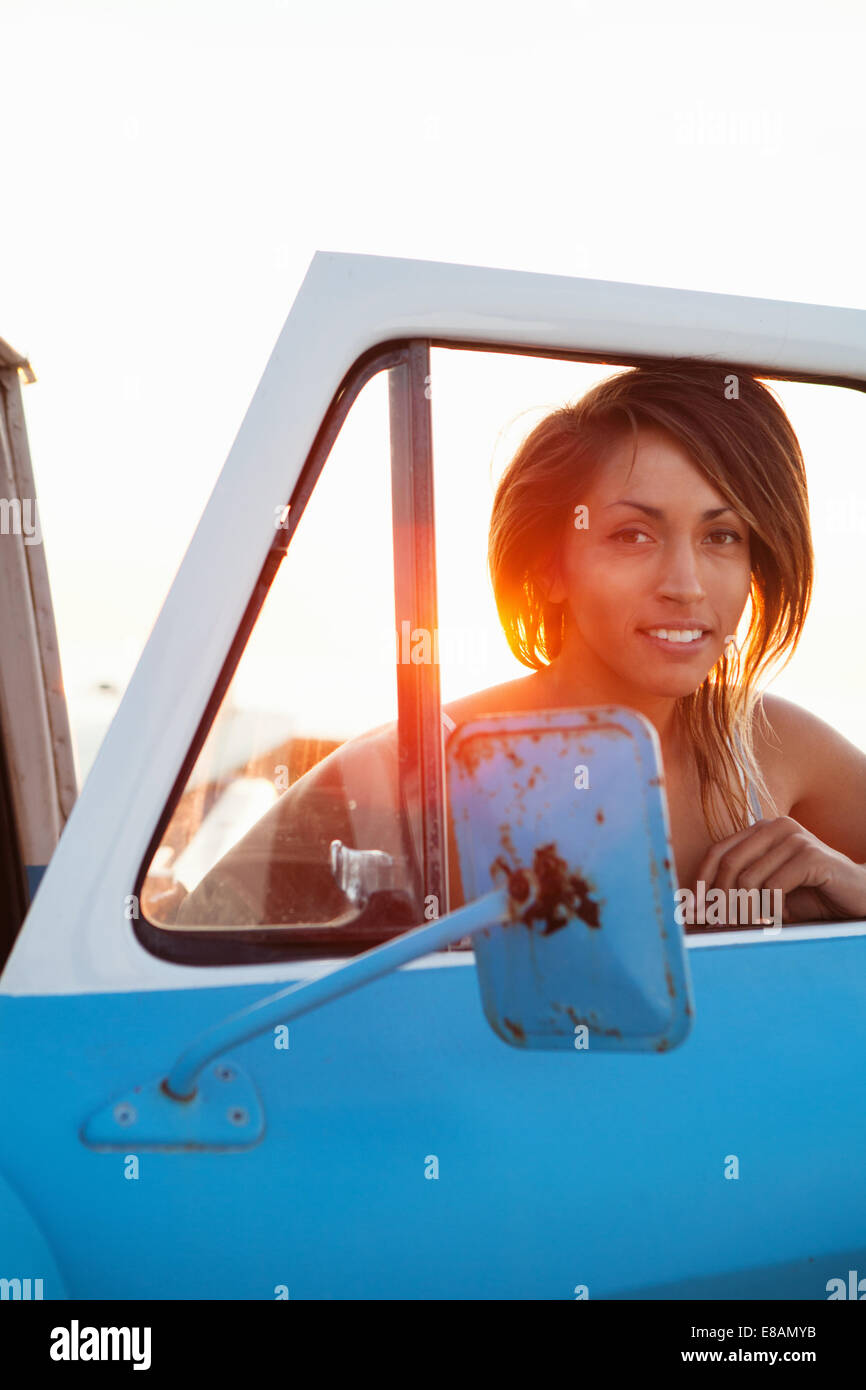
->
xmin=2 ymin=254 xmax=866 ymax=1299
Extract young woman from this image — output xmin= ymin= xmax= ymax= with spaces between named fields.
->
xmin=174 ymin=359 xmax=866 ymax=930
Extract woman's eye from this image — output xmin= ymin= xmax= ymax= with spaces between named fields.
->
xmin=612 ymin=529 xmax=652 ymax=544
xmin=706 ymin=530 xmax=744 ymax=545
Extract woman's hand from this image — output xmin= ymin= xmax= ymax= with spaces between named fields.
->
xmin=694 ymin=816 xmax=866 ymax=924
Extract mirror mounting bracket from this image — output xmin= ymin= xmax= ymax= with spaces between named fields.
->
xmin=81 ymin=1059 xmax=264 ymax=1152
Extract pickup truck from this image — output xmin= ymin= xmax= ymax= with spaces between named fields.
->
xmin=1 ymin=252 xmax=865 ymax=1301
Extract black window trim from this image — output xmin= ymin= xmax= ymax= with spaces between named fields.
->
xmin=389 ymin=341 xmax=450 ymax=923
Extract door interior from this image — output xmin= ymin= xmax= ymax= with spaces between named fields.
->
xmin=0 ymin=342 xmax=77 ymax=970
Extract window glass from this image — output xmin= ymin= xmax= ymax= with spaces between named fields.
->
xmin=428 ymin=347 xmax=866 ymax=930
xmin=749 ymin=377 xmax=866 ymax=747
xmin=142 ymin=342 xmax=866 ymax=948
xmin=429 ymin=349 xmax=619 ymax=706
xmin=141 ymin=367 xmax=421 ymax=937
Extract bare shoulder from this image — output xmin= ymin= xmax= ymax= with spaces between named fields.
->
xmin=306 ymin=718 xmax=400 ymax=786
xmin=755 ymin=692 xmax=866 ymax=859
xmin=756 ymin=692 xmax=862 ymax=763
xmin=443 ymin=673 xmax=543 ymax=726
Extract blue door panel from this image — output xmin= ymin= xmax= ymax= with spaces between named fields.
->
xmin=0 ymin=1169 xmax=68 ymax=1299
xmin=1 ymin=934 xmax=865 ymax=1298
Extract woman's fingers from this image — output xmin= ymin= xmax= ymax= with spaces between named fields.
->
xmin=715 ymin=838 xmax=808 ymax=896
xmin=692 ymin=816 xmax=866 ymax=924
xmin=695 ymin=818 xmax=797 ymax=892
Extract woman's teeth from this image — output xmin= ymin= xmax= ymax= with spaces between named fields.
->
xmin=644 ymin=628 xmax=704 ymax=643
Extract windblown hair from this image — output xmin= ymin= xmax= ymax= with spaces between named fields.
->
xmin=487 ymin=358 xmax=814 ymax=839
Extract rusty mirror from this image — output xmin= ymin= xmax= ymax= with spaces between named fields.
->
xmin=447 ymin=708 xmax=694 ymax=1052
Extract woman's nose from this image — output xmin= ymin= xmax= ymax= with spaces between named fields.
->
xmin=656 ymin=539 xmax=706 ymax=603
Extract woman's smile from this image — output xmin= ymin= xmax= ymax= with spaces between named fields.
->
xmin=637 ymin=626 xmax=713 ymax=656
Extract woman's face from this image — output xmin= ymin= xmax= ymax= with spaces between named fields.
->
xmin=547 ymin=427 xmax=753 ymax=699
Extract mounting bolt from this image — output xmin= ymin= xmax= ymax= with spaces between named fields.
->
xmin=114 ymin=1103 xmax=136 ymax=1127
xmin=227 ymin=1107 xmax=249 ymax=1126
xmin=214 ymin=1064 xmax=235 ymax=1082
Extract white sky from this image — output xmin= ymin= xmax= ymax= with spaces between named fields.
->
xmin=2 ymin=0 xmax=866 ymax=777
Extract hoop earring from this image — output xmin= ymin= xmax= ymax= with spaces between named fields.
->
xmin=723 ymin=633 xmax=740 ymax=657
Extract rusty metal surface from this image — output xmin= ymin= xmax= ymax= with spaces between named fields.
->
xmin=447 ymin=707 xmax=694 ymax=1052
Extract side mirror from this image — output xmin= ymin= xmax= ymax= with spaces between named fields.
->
xmin=447 ymin=707 xmax=693 ymax=1052
xmin=83 ymin=706 xmax=693 ymax=1148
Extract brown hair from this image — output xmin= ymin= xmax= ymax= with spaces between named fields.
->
xmin=488 ymin=358 xmax=814 ymax=839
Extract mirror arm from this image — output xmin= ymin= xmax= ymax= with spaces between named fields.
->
xmin=164 ymin=888 xmax=509 ymax=1101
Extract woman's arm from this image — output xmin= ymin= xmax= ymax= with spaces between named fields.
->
xmin=174 ymin=745 xmax=357 ymax=927
xmin=759 ymin=693 xmax=866 ymax=866
xmin=174 ymin=721 xmax=410 ymax=929
xmin=693 ymin=693 xmax=866 ymax=924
